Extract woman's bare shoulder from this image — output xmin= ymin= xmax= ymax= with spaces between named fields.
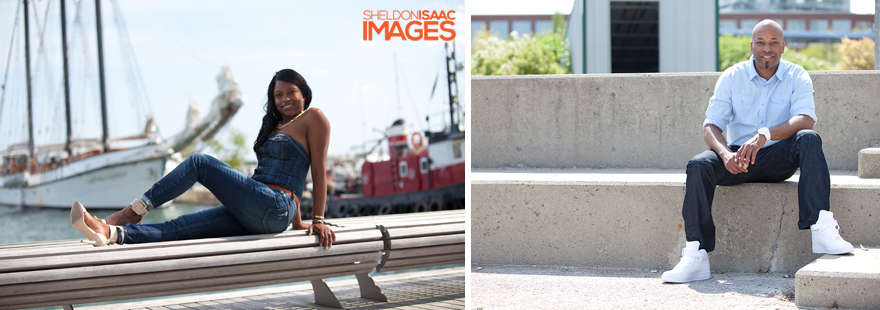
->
xmin=307 ymin=107 xmax=324 ymax=114
xmin=305 ymin=108 xmax=329 ymax=126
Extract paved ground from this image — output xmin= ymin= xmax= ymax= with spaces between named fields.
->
xmin=470 ymin=265 xmax=826 ymax=310
xmin=77 ymin=267 xmax=464 ymax=310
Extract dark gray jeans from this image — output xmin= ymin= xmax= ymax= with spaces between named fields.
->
xmin=682 ymin=130 xmax=830 ymax=252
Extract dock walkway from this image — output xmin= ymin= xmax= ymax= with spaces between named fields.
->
xmin=77 ymin=267 xmax=464 ymax=310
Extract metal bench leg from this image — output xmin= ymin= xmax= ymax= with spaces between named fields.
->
xmin=311 ymin=279 xmax=342 ymax=308
xmin=63 ymin=305 xmax=74 ymax=310
xmin=356 ymin=273 xmax=388 ymax=302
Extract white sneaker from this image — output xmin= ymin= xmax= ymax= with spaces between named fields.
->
xmin=811 ymin=210 xmax=854 ymax=254
xmin=661 ymin=241 xmax=711 ymax=283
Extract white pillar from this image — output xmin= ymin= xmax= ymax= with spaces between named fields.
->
xmin=875 ymin=0 xmax=879 ymax=70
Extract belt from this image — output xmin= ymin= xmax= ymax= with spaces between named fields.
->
xmin=266 ymin=184 xmax=301 ymax=206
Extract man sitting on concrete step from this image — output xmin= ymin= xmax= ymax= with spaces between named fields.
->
xmin=661 ymin=19 xmax=854 ymax=283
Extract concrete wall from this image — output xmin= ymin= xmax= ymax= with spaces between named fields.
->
xmin=471 ymin=177 xmax=880 ymax=273
xmin=471 ymin=71 xmax=880 ymax=171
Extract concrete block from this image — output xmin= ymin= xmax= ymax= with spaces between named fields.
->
xmin=859 ymin=148 xmax=880 ymax=178
xmin=471 ymin=169 xmax=880 ymax=273
xmin=795 ymin=248 xmax=880 ymax=309
xmin=472 ymin=72 xmax=880 ymax=171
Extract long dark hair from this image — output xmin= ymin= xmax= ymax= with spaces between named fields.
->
xmin=253 ymin=69 xmax=312 ymax=152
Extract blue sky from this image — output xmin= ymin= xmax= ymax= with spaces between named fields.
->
xmin=0 ymin=0 xmax=466 ymax=158
xmin=468 ymin=0 xmax=876 ymax=15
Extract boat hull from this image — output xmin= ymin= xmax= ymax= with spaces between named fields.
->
xmin=321 ymin=182 xmax=465 ymax=218
xmin=0 ymin=156 xmax=175 ymax=209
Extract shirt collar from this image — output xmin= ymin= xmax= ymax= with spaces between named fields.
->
xmin=747 ymin=55 xmax=787 ymax=82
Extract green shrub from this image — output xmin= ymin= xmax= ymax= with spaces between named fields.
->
xmin=781 ymin=51 xmax=833 ymax=70
xmin=471 ymin=13 xmax=571 ymax=76
xmin=718 ymin=34 xmax=752 ymax=71
xmin=836 ymin=37 xmax=875 ymax=70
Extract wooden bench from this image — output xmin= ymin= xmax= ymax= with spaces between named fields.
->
xmin=376 ymin=213 xmax=465 ymax=272
xmin=324 ymin=211 xmax=466 ymax=272
xmin=0 ymin=210 xmax=464 ymax=309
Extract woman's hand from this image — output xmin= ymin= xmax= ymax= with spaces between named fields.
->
xmin=307 ymin=222 xmax=335 ymax=249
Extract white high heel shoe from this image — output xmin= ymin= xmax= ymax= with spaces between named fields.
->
xmin=71 ymin=201 xmax=118 ymax=247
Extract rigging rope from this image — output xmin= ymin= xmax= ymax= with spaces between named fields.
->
xmin=0 ymin=0 xmax=22 ymax=120
xmin=110 ymin=0 xmax=154 ymax=138
xmin=70 ymin=0 xmax=99 ymax=143
xmin=31 ymin=0 xmax=64 ymax=148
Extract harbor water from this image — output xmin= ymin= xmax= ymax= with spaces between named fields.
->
xmin=0 ymin=203 xmax=214 ymax=245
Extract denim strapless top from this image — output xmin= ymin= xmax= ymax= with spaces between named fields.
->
xmin=252 ymin=134 xmax=310 ymax=199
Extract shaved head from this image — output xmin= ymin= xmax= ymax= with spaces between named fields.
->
xmin=752 ymin=20 xmax=784 ymax=41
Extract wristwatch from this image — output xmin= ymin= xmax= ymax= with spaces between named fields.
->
xmin=758 ymin=127 xmax=771 ymax=142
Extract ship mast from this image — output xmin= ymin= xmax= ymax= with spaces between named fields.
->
xmin=23 ymin=0 xmax=34 ymax=158
xmin=95 ymin=0 xmax=109 ymax=152
xmin=444 ymin=41 xmax=460 ymax=133
xmin=61 ymin=0 xmax=73 ymax=156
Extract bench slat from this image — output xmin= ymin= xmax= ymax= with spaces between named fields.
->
xmin=383 ymin=253 xmax=464 ymax=267
xmin=385 ymin=223 xmax=465 ymax=239
xmin=390 ymin=234 xmax=465 ymax=249
xmin=0 ymin=230 xmax=382 ymax=273
xmin=0 ymin=225 xmax=378 ymax=260
xmin=0 ymin=239 xmax=83 ymax=250
xmin=382 ymin=219 xmax=464 ymax=229
xmin=332 ymin=210 xmax=463 ymax=222
xmin=331 ymin=210 xmax=464 ymax=227
xmin=386 ymin=244 xmax=465 ymax=260
xmin=378 ymin=259 xmax=464 ymax=272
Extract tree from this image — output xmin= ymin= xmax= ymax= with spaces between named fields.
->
xmin=208 ymin=128 xmax=249 ymax=172
xmin=552 ymin=12 xmax=567 ymax=34
xmin=471 ymin=12 xmax=571 ymax=75
xmin=718 ymin=34 xmax=752 ymax=71
xmin=836 ymin=37 xmax=875 ymax=70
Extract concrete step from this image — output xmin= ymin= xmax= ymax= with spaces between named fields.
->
xmin=471 ymin=168 xmax=880 ymax=273
xmin=795 ymin=248 xmax=880 ymax=309
xmin=472 ymin=72 xmax=880 ymax=171
xmin=859 ymin=148 xmax=880 ymax=178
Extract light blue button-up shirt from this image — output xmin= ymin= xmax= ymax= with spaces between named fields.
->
xmin=703 ymin=56 xmax=817 ymax=148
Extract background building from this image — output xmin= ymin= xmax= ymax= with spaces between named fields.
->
xmin=472 ymin=15 xmax=566 ymax=40
xmin=719 ymin=0 xmax=874 ymax=47
xmin=565 ymin=0 xmax=717 ymax=74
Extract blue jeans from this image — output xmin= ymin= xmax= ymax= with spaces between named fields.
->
xmin=682 ymin=130 xmax=830 ymax=252
xmin=121 ymin=153 xmax=296 ymax=244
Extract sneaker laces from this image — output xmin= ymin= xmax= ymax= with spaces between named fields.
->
xmin=815 ymin=224 xmax=842 ymax=241
xmin=672 ymin=252 xmax=701 ymax=271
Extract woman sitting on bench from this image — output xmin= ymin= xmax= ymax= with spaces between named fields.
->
xmin=71 ymin=69 xmax=336 ymax=249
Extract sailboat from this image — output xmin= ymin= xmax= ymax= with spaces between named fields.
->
xmin=0 ymin=0 xmax=244 ymax=208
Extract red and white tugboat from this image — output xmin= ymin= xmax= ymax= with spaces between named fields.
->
xmin=304 ymin=43 xmax=464 ymax=218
